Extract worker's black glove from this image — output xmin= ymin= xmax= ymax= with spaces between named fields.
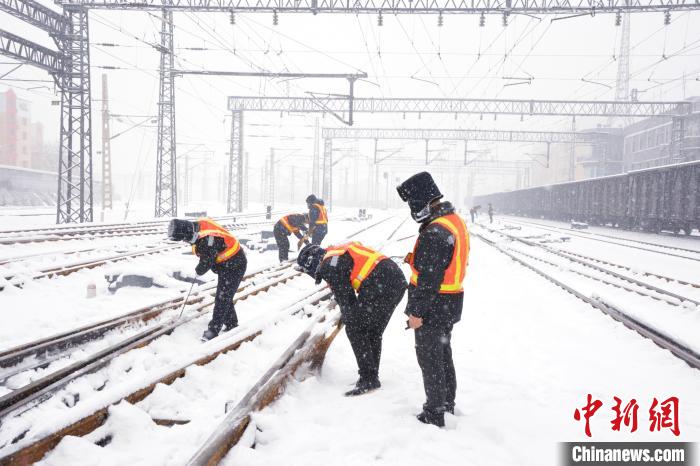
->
xmin=195 ymin=263 xmax=208 ymax=276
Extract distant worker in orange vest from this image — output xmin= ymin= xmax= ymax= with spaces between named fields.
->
xmin=306 ymin=194 xmax=328 ymax=245
xmin=297 ymin=242 xmax=406 ymax=396
xmin=273 ymin=213 xmax=309 ymax=262
xmin=168 ymin=218 xmax=247 ymax=341
xmin=397 ymin=172 xmax=470 ymax=428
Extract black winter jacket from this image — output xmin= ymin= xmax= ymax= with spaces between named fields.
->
xmin=275 ymin=214 xmax=308 ymax=238
xmin=405 ymin=201 xmax=465 ymax=325
xmin=193 ymin=235 xmax=246 ymax=276
xmin=317 ymin=253 xmax=406 ymax=314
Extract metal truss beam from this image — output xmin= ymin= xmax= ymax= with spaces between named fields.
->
xmin=0 ymin=0 xmax=67 ymax=34
xmin=323 ymin=127 xmax=605 ymax=144
xmin=154 ymin=9 xmax=177 ymax=217
xmin=55 ymin=7 xmax=93 ymax=223
xmin=0 ymin=29 xmax=61 ymax=74
xmin=227 ymin=110 xmax=244 ymax=213
xmin=55 ymin=0 xmax=700 ymax=13
xmin=230 ymin=96 xmax=691 ymax=119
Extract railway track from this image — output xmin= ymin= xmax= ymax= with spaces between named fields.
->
xmin=479 ymin=223 xmax=700 ymax=308
xmin=0 ymin=218 xmax=282 ymax=290
xmin=501 ymin=217 xmax=700 ymax=261
xmin=0 ymin=211 xmax=284 ymax=245
xmin=472 ymin=225 xmax=700 ymax=372
xmin=0 ymin=215 xmax=401 ymax=465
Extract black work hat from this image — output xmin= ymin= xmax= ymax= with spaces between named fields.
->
xmin=396 ymin=172 xmax=443 ymax=222
xmin=306 ymin=194 xmax=317 ymax=205
xmin=168 ymin=219 xmax=198 ymax=243
xmin=297 ymin=244 xmax=326 ymax=284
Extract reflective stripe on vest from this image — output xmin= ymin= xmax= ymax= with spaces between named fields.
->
xmin=196 ymin=218 xmax=241 ymax=263
xmin=280 ymin=215 xmax=298 ymax=234
xmin=409 ymin=213 xmax=469 ymax=294
xmin=313 ymin=203 xmax=328 ymax=225
xmin=323 ymin=241 xmax=386 ymax=291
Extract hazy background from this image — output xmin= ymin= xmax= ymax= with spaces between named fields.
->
xmin=1 ymin=5 xmax=699 ymax=211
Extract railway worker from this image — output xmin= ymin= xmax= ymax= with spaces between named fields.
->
xmin=168 ymin=218 xmax=247 ymax=341
xmin=396 ymin=171 xmax=470 ymax=428
xmin=273 ymin=213 xmax=310 ymax=262
xmin=306 ymin=194 xmax=329 ymax=245
xmin=297 ymin=242 xmax=406 ymax=396
xmin=488 ymin=203 xmax=494 ymax=224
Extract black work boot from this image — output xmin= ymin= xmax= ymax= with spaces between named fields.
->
xmin=416 ymin=409 xmax=445 ymax=427
xmin=344 ymin=378 xmax=381 ymax=397
xmin=201 ymin=329 xmax=218 ymax=341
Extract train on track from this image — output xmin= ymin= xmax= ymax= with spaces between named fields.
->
xmin=474 ymin=160 xmax=700 ymax=234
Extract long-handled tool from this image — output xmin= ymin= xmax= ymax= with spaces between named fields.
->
xmin=177 ymin=281 xmax=197 ymax=320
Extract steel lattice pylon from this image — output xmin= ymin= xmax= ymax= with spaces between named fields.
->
xmin=56 ymin=7 xmax=93 ymax=224
xmin=154 ymin=9 xmax=177 ymax=218
xmin=227 ymin=110 xmax=244 ymax=213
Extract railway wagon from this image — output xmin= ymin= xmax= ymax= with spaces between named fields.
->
xmin=474 ymin=160 xmax=700 ymax=234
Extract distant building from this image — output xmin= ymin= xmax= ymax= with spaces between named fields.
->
xmin=622 ymin=96 xmax=700 ymax=171
xmin=528 ymin=127 xmax=623 ymax=186
xmin=0 ymin=89 xmax=34 ymax=168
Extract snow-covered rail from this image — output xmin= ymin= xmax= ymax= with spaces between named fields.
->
xmin=480 ymin=224 xmax=700 ymax=307
xmin=472 ymin=229 xmax=700 ymax=371
xmin=502 ymin=217 xmax=700 ymax=260
xmin=0 ymin=211 xmax=284 ymax=245
xmin=0 ymin=215 xmax=398 ymax=465
xmin=0 ymin=262 xmax=301 ymax=419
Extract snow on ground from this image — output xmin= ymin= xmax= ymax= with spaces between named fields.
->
xmin=223 ymin=218 xmax=700 ymax=466
xmin=0 ymin=208 xmax=370 ymax=351
xmin=2 ymin=209 xmax=699 ymax=465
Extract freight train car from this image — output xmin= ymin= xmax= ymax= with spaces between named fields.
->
xmin=474 ymin=160 xmax=700 ymax=234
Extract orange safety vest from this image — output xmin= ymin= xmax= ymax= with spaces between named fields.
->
xmin=409 ymin=213 xmax=469 ymax=294
xmin=279 ymin=215 xmax=300 ymax=234
xmin=313 ymin=203 xmax=328 ymax=225
xmin=193 ymin=218 xmax=241 ymax=263
xmin=323 ymin=242 xmax=387 ymax=291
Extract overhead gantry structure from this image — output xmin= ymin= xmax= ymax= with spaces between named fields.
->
xmin=227 ymin=96 xmax=690 ymax=209
xmin=2 ymin=0 xmax=699 ymax=221
xmin=320 ymin=126 xmax=611 ymax=207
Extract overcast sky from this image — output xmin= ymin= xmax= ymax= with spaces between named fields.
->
xmin=1 ymin=6 xmax=699 ymax=205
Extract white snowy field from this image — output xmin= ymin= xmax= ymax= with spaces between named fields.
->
xmin=224 ymin=223 xmax=700 ymax=466
xmin=0 ymin=209 xmax=698 ymax=465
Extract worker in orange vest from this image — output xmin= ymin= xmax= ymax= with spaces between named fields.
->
xmin=168 ymin=218 xmax=247 ymax=341
xmin=273 ymin=213 xmax=309 ymax=262
xmin=397 ymin=172 xmax=470 ymax=427
xmin=297 ymin=241 xmax=406 ymax=396
xmin=306 ymin=194 xmax=328 ymax=245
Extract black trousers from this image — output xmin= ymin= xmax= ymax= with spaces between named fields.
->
xmin=311 ymin=224 xmax=327 ymax=245
xmin=210 ymin=252 xmax=247 ymax=333
xmin=273 ymin=223 xmax=291 ymax=262
xmin=344 ymin=262 xmax=406 ymax=381
xmin=415 ymin=320 xmax=457 ymax=414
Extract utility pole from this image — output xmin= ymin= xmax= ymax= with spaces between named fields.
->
xmin=267 ymin=148 xmax=275 ymax=208
xmin=312 ymin=117 xmax=319 ymax=194
xmin=227 ymin=110 xmax=244 ymax=212
xmin=101 ymin=73 xmax=113 ymax=212
xmin=154 ymin=9 xmax=177 ymax=217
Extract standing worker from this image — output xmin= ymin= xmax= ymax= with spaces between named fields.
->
xmin=488 ymin=203 xmax=494 ymax=224
xmin=273 ymin=213 xmax=309 ymax=262
xmin=306 ymin=194 xmax=328 ymax=245
xmin=168 ymin=218 xmax=247 ymax=341
xmin=297 ymin=242 xmax=406 ymax=396
xmin=397 ymin=172 xmax=470 ymax=428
